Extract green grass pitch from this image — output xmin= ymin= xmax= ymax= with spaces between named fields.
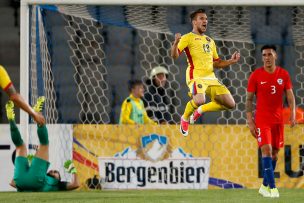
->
xmin=0 ymin=189 xmax=303 ymax=203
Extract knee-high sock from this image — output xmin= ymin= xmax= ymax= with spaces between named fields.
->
xmin=272 ymin=159 xmax=277 ymax=171
xmin=37 ymin=125 xmax=49 ymax=145
xmin=182 ymin=100 xmax=198 ymax=121
xmin=262 ymin=169 xmax=268 ymax=187
xmin=197 ymin=101 xmax=227 ymax=114
xmin=262 ymin=157 xmax=276 ymax=188
xmin=263 ymin=158 xmax=278 ymax=186
xmin=10 ymin=120 xmax=24 ymax=147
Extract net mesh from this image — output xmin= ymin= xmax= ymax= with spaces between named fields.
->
xmin=293 ymin=7 xmax=304 ymax=108
xmin=63 ymin=14 xmax=110 ymax=124
xmin=28 ymin=5 xmax=304 ymax=189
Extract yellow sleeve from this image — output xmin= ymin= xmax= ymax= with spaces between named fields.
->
xmin=143 ymin=111 xmax=157 ymax=125
xmin=212 ymin=40 xmax=219 ymax=61
xmin=0 ymin=65 xmax=12 ymax=91
xmin=119 ymin=99 xmax=136 ymax=124
xmin=177 ymin=34 xmax=189 ymax=54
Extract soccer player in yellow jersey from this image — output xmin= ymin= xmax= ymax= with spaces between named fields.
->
xmin=119 ymin=80 xmax=156 ymax=124
xmin=0 ymin=65 xmax=45 ymax=125
xmin=171 ymin=9 xmax=240 ymax=136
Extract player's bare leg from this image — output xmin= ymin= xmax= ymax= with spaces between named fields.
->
xmin=15 ymin=145 xmax=27 ymax=158
xmin=193 ymin=93 xmax=206 ymax=106
xmin=35 ymin=145 xmax=49 ymax=161
xmin=260 ymin=144 xmax=279 ymax=198
xmin=214 ymin=94 xmax=235 ymax=110
xmin=272 ymin=148 xmax=279 ymax=163
xmin=271 ymin=148 xmax=279 ymax=173
xmin=181 ymin=93 xmax=205 ymax=136
xmin=190 ymin=93 xmax=234 ymax=124
xmin=261 ymin=144 xmax=272 ymax=157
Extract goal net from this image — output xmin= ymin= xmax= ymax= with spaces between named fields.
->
xmin=22 ymin=2 xmax=304 ymax=190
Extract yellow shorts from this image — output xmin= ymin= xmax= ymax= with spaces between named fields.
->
xmin=187 ymin=79 xmax=231 ymax=100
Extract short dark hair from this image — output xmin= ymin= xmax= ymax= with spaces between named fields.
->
xmin=47 ymin=170 xmax=61 ymax=181
xmin=12 ymin=150 xmax=16 ymax=165
xmin=190 ymin=9 xmax=206 ymax=22
xmin=128 ymin=79 xmax=143 ymax=92
xmin=261 ymin=44 xmax=277 ymax=53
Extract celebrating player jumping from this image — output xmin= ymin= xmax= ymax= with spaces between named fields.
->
xmin=246 ymin=45 xmax=296 ymax=198
xmin=171 ymin=8 xmax=240 ymax=136
xmin=7 ymin=97 xmax=79 ymax=192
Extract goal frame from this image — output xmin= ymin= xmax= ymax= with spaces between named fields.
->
xmin=20 ymin=0 xmax=304 ymax=145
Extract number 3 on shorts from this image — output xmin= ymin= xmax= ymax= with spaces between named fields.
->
xmin=256 ymin=128 xmax=261 ymax=137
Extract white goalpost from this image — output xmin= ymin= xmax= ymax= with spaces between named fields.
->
xmin=20 ymin=0 xmax=304 ymax=190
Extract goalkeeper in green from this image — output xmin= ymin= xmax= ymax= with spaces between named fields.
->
xmin=7 ymin=97 xmax=79 ymax=192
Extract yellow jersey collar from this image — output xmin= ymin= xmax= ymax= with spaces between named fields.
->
xmin=129 ymin=94 xmax=141 ymax=102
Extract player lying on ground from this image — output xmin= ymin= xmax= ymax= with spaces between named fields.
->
xmin=246 ymin=45 xmax=296 ymax=198
xmin=171 ymin=8 xmax=240 ymax=136
xmin=7 ymin=97 xmax=80 ymax=192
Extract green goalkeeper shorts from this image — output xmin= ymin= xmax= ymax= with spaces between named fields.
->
xmin=14 ymin=156 xmax=50 ymax=191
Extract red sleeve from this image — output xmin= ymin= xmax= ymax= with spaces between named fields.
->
xmin=247 ymin=71 xmax=256 ymax=93
xmin=284 ymin=71 xmax=292 ymax=90
xmin=3 ymin=82 xmax=13 ymax=91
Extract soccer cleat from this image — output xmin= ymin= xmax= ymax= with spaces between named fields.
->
xmin=180 ymin=117 xmax=189 ymax=137
xmin=190 ymin=110 xmax=202 ymax=124
xmin=258 ymin=184 xmax=271 ymax=197
xmin=270 ymin=188 xmax=279 ymax=198
xmin=33 ymin=96 xmax=45 ymax=113
xmin=5 ymin=101 xmax=15 ymax=121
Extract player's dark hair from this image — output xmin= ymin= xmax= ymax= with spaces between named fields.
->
xmin=128 ymin=79 xmax=143 ymax=92
xmin=47 ymin=170 xmax=61 ymax=181
xmin=190 ymin=9 xmax=206 ymax=22
xmin=12 ymin=150 xmax=16 ymax=165
xmin=261 ymin=44 xmax=277 ymax=52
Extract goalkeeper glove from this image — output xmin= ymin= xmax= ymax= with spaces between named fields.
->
xmin=64 ymin=160 xmax=77 ymax=174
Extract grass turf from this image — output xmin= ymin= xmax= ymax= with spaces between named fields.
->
xmin=0 ymin=189 xmax=303 ymax=203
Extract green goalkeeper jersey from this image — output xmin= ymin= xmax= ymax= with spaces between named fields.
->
xmin=16 ymin=175 xmax=67 ymax=192
xmin=39 ymin=175 xmax=68 ymax=192
xmin=14 ymin=156 xmax=68 ymax=192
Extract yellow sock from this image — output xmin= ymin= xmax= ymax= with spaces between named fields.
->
xmin=183 ymin=100 xmax=198 ymax=121
xmin=198 ymin=101 xmax=227 ymax=113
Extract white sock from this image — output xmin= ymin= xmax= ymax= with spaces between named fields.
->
xmin=197 ymin=106 xmax=203 ymax=114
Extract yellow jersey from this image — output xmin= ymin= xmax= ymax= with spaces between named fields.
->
xmin=0 ymin=65 xmax=12 ymax=91
xmin=119 ymin=94 xmax=156 ymax=124
xmin=177 ymin=32 xmax=219 ymax=84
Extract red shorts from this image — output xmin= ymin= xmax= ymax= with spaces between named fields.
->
xmin=255 ymin=123 xmax=284 ymax=149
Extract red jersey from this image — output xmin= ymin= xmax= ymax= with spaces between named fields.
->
xmin=247 ymin=66 xmax=292 ymax=125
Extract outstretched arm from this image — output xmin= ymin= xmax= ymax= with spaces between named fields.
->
xmin=286 ymin=89 xmax=296 ymax=127
xmin=171 ymin=33 xmax=181 ymax=59
xmin=64 ymin=160 xmax=80 ymax=190
xmin=214 ymin=51 xmax=240 ymax=68
xmin=66 ymin=173 xmax=80 ymax=190
xmin=5 ymin=85 xmax=45 ymax=125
